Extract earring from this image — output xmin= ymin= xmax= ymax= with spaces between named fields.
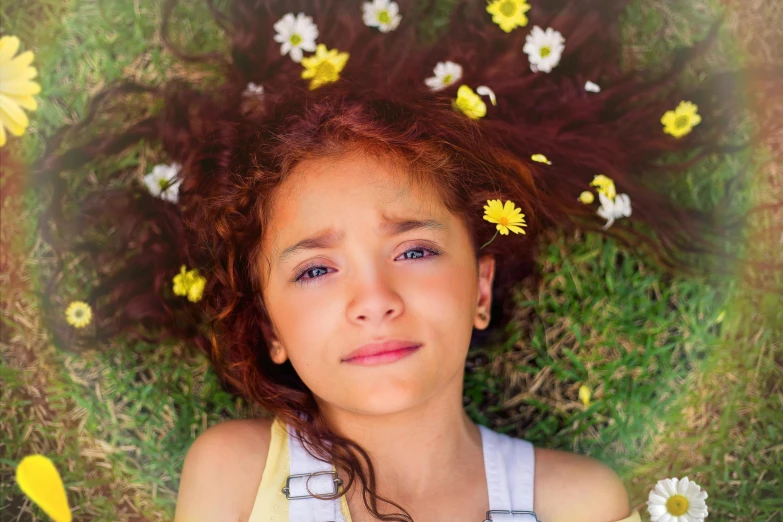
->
xmin=478 ymin=312 xmax=488 ymax=321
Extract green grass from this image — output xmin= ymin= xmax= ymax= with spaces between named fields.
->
xmin=1 ymin=0 xmax=781 ymax=521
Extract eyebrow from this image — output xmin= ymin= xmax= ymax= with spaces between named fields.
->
xmin=277 ymin=218 xmax=447 ymax=266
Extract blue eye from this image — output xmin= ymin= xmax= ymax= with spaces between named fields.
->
xmin=293 ymin=245 xmax=441 ymax=287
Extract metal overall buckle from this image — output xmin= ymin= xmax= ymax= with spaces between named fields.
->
xmin=484 ymin=510 xmax=542 ymax=522
xmin=282 ymin=470 xmax=343 ymax=500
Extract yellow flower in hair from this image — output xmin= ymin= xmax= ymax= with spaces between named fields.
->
xmin=578 ymin=191 xmax=595 ymax=204
xmin=454 ymin=85 xmax=486 ymax=119
xmin=486 ymin=0 xmax=531 ymax=33
xmin=300 ymin=43 xmax=350 ymax=90
xmin=173 ymin=265 xmax=207 ymax=303
xmin=65 ymin=301 xmax=92 ymax=329
xmin=15 ymin=455 xmax=72 ymax=522
xmin=661 ymin=101 xmax=702 ymax=138
xmin=590 ymin=174 xmax=616 ymax=200
xmin=481 ymin=199 xmax=526 ymax=249
xmin=531 ymin=154 xmax=552 ymax=165
xmin=0 ymin=36 xmax=41 ymax=147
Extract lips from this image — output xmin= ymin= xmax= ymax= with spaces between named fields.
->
xmin=342 ymin=339 xmax=422 ymax=362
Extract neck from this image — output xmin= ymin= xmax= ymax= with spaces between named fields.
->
xmin=313 ymin=370 xmax=484 ymax=501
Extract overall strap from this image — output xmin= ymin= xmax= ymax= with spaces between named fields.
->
xmin=284 ymin=417 xmax=346 ymax=522
xmin=478 ymin=424 xmax=540 ymax=522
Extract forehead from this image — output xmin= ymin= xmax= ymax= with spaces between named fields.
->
xmin=265 ymin=152 xmax=448 ymax=245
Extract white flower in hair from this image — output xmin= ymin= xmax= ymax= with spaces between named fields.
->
xmin=425 ymin=61 xmax=463 ymax=92
xmin=523 ymin=26 xmax=565 ymax=73
xmin=646 ymin=476 xmax=709 ymax=522
xmin=585 ymin=81 xmax=601 ymax=93
xmin=144 ymin=162 xmax=182 ymax=203
xmin=243 ymin=82 xmax=264 ymax=97
xmin=362 ymin=0 xmax=402 ymax=33
xmin=596 ymin=192 xmax=631 ymax=229
xmin=273 ymin=12 xmax=318 ymax=63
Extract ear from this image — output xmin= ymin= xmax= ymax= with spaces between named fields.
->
xmin=474 ymin=254 xmax=496 ymax=330
xmin=259 ymin=317 xmax=288 ymax=364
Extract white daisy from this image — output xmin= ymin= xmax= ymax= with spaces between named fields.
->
xmin=362 ymin=0 xmax=402 ymax=33
xmin=424 ymin=61 xmax=463 ymax=92
xmin=585 ymin=81 xmax=601 ymax=93
xmin=596 ymin=192 xmax=631 ymax=229
xmin=242 ymin=82 xmax=264 ymax=97
xmin=647 ymin=476 xmax=709 ymax=522
xmin=144 ymin=162 xmax=182 ymax=203
xmin=273 ymin=13 xmax=318 ymax=63
xmin=523 ymin=26 xmax=565 ymax=73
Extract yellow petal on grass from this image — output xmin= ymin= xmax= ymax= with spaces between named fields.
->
xmin=579 ymin=385 xmax=591 ymax=407
xmin=15 ymin=455 xmax=73 ymax=522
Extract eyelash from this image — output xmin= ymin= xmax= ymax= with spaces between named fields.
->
xmin=292 ymin=244 xmax=442 ymax=287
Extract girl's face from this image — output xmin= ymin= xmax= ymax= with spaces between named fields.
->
xmin=259 ymin=149 xmax=495 ymax=415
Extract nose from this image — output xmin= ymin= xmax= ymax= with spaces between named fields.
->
xmin=347 ymin=267 xmax=404 ymax=324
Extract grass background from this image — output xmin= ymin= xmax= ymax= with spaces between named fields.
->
xmin=1 ymin=0 xmax=781 ymax=521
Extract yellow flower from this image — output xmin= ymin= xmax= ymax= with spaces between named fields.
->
xmin=481 ymin=199 xmax=526 ymax=249
xmin=578 ymin=191 xmax=595 ymax=204
xmin=173 ymin=265 xmax=207 ymax=303
xmin=300 ymin=43 xmax=350 ymax=90
xmin=486 ymin=0 xmax=531 ymax=33
xmin=65 ymin=301 xmax=92 ymax=329
xmin=661 ymin=101 xmax=702 ymax=138
xmin=0 ymin=36 xmax=41 ymax=147
xmin=531 ymin=154 xmax=552 ymax=165
xmin=454 ymin=85 xmax=486 ymax=119
xmin=579 ymin=385 xmax=591 ymax=407
xmin=590 ymin=174 xmax=616 ymax=200
xmin=16 ymin=455 xmax=72 ymax=522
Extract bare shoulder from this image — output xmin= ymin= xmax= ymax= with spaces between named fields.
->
xmin=534 ymin=447 xmax=632 ymax=522
xmin=174 ymin=417 xmax=274 ymax=522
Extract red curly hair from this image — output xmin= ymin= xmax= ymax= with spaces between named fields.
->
xmin=34 ymin=0 xmax=781 ymax=519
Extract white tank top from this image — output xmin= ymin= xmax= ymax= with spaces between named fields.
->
xmin=281 ymin=416 xmax=539 ymax=522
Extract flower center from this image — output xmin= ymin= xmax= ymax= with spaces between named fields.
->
xmin=666 ymin=494 xmax=690 ymax=516
xmin=540 ymin=46 xmax=551 ymax=58
xmin=315 ymin=61 xmax=336 ymax=81
xmin=378 ymin=10 xmax=391 ymax=24
xmin=290 ymin=33 xmax=302 ymax=46
xmin=158 ymin=178 xmax=169 ymax=190
xmin=74 ymin=309 xmax=84 ymax=318
xmin=674 ymin=115 xmax=690 ymax=129
xmin=499 ymin=217 xmax=509 ymax=226
xmin=443 ymin=74 xmax=453 ymax=84
xmin=500 ymin=0 xmax=516 ymax=16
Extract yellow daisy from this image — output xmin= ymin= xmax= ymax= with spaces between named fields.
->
xmin=64 ymin=301 xmax=92 ymax=329
xmin=0 ymin=36 xmax=41 ymax=147
xmin=454 ymin=85 xmax=487 ymax=119
xmin=481 ymin=199 xmax=526 ymax=249
xmin=300 ymin=43 xmax=350 ymax=90
xmin=590 ymin=174 xmax=616 ymax=200
xmin=486 ymin=0 xmax=531 ymax=33
xmin=16 ymin=455 xmax=72 ymax=522
xmin=661 ymin=101 xmax=702 ymax=138
xmin=578 ymin=191 xmax=595 ymax=204
xmin=531 ymin=154 xmax=552 ymax=165
xmin=173 ymin=265 xmax=207 ymax=303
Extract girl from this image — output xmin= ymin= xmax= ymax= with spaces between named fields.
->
xmin=34 ymin=0 xmax=779 ymax=520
